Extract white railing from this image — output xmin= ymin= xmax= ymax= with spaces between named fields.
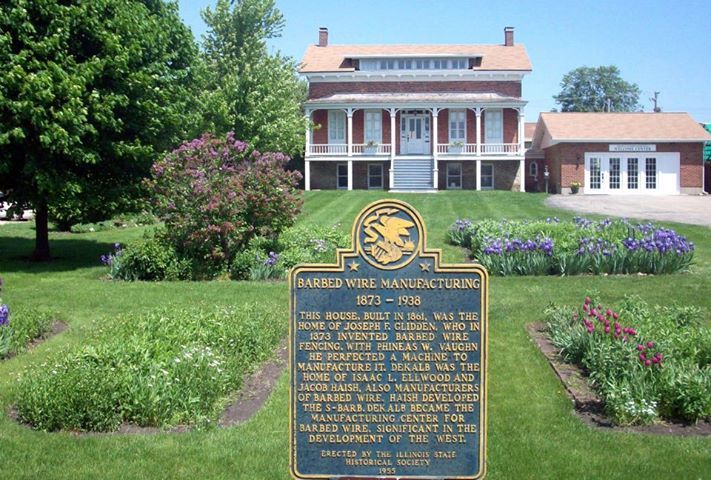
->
xmin=481 ymin=143 xmax=520 ymax=154
xmin=437 ymin=143 xmax=477 ymax=154
xmin=352 ymin=144 xmax=392 ymax=155
xmin=436 ymin=143 xmax=521 ymax=155
xmin=309 ymin=144 xmax=347 ymax=155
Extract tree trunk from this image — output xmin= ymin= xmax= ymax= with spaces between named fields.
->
xmin=32 ymin=198 xmax=51 ymax=261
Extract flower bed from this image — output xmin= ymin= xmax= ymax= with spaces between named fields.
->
xmin=448 ymin=217 xmax=694 ymax=276
xmin=15 ymin=303 xmax=284 ymax=432
xmin=0 ymin=300 xmax=55 ymax=359
xmin=545 ymin=296 xmax=710 ymax=425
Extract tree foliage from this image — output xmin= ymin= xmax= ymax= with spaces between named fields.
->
xmin=553 ymin=66 xmax=641 ymax=112
xmin=199 ymin=0 xmax=307 ymax=156
xmin=0 ymin=0 xmax=199 ymax=258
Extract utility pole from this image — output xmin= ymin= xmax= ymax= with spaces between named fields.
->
xmin=650 ymin=91 xmax=661 ymax=112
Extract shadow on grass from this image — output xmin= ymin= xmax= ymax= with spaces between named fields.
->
xmin=0 ymin=235 xmax=112 ymax=273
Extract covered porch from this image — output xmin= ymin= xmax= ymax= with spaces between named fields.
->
xmin=303 ymin=93 xmax=527 ymax=191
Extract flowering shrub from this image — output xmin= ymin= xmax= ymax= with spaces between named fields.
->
xmin=148 ymin=132 xmax=302 ymax=278
xmin=15 ymin=303 xmax=284 ymax=432
xmin=546 ymin=296 xmax=710 ymax=425
xmin=449 ymin=217 xmax=694 ymax=276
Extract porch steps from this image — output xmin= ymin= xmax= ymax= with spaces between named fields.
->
xmin=392 ymin=158 xmax=433 ymax=190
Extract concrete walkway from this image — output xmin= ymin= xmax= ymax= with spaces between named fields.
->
xmin=545 ymin=195 xmax=711 ymax=227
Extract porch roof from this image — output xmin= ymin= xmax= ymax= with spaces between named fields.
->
xmin=304 ymin=92 xmax=526 ymax=109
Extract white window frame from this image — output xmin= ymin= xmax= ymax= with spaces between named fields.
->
xmin=529 ymin=161 xmax=538 ymax=177
xmin=336 ymin=163 xmax=348 ymax=190
xmin=481 ymin=163 xmax=495 ymax=190
xmin=446 ymin=163 xmax=463 ymax=189
xmin=328 ymin=110 xmax=346 ymax=144
xmin=368 ymin=163 xmax=384 ymax=189
xmin=448 ymin=109 xmax=466 ymax=143
xmin=485 ymin=109 xmax=503 ymax=144
xmin=364 ymin=110 xmax=382 ymax=144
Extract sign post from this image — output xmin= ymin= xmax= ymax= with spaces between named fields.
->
xmin=290 ymin=199 xmax=488 ymax=479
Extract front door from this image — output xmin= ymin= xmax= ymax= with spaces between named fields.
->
xmin=400 ymin=113 xmax=430 ymax=155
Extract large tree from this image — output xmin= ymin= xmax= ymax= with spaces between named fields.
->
xmin=0 ymin=0 xmax=199 ymax=259
xmin=200 ymin=0 xmax=307 ymax=156
xmin=553 ymin=65 xmax=641 ymax=112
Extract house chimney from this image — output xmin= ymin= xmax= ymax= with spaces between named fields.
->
xmin=318 ymin=27 xmax=328 ymax=47
xmin=504 ymin=26 xmax=514 ymax=46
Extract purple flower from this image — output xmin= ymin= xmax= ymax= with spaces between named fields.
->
xmin=264 ymin=251 xmax=279 ymax=267
xmin=0 ymin=304 xmax=9 ymax=326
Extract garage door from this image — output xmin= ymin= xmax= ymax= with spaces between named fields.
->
xmin=584 ymin=153 xmax=680 ymax=195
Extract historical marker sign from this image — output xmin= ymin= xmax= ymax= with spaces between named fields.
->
xmin=290 ymin=199 xmax=488 ymax=480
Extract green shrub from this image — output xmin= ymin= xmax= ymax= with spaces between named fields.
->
xmin=70 ymin=212 xmax=158 ymax=233
xmin=102 ymin=232 xmax=191 ymax=281
xmin=546 ymin=296 xmax=710 ymax=425
xmin=0 ymin=302 xmax=55 ymax=359
xmin=15 ymin=303 xmax=285 ymax=432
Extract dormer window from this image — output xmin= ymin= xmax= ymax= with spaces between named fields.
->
xmin=357 ymin=57 xmax=474 ymax=71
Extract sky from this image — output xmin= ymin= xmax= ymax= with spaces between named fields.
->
xmin=177 ymin=0 xmax=711 ymax=123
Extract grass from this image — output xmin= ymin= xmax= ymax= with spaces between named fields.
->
xmin=0 ymin=191 xmax=709 ymax=479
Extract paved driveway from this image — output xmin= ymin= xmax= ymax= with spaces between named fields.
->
xmin=545 ymin=195 xmax=711 ymax=227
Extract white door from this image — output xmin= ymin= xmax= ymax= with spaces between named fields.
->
xmin=401 ymin=114 xmax=430 ymax=154
xmin=586 ymin=153 xmax=680 ymax=195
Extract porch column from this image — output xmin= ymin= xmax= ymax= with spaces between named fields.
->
xmin=347 ymin=160 xmax=353 ymax=191
xmin=305 ymin=160 xmax=311 ymax=191
xmin=475 ymin=108 xmax=482 ymax=156
xmin=518 ymin=110 xmax=525 ymax=156
xmin=304 ymin=109 xmax=312 ymax=158
xmin=518 ymin=110 xmax=525 ymax=192
xmin=476 ymin=159 xmax=481 ymax=191
xmin=389 ymin=108 xmax=397 ymax=190
xmin=432 ymin=108 xmax=440 ymax=190
xmin=346 ymin=108 xmax=354 ymax=157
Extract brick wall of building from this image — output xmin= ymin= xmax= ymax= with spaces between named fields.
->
xmin=309 ymin=161 xmax=390 ymax=190
xmin=437 ymin=160 xmax=476 ymax=190
xmin=353 ymin=161 xmax=390 ymax=190
xmin=309 ymin=81 xmax=522 ymax=99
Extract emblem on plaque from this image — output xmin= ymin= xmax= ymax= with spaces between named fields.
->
xmin=356 ymin=201 xmax=423 ymax=270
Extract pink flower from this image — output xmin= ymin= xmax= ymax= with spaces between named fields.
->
xmin=645 ymin=359 xmax=652 ymax=367
xmin=646 ymin=341 xmax=654 ymax=349
xmin=637 ymin=344 xmax=645 ymax=351
xmin=604 ymin=325 xmax=611 ymax=334
xmin=590 ymin=309 xmax=597 ymax=317
xmin=584 ymin=296 xmax=591 ymax=305
xmin=606 ymin=309 xmax=612 ymax=317
xmin=582 ymin=304 xmax=588 ymax=311
xmin=612 ymin=312 xmax=619 ymax=320
xmin=639 ymin=353 xmax=646 ymax=361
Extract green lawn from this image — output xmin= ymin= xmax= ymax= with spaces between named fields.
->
xmin=0 ymin=191 xmax=709 ymax=479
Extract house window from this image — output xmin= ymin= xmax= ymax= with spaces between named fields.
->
xmin=627 ymin=158 xmax=639 ymax=189
xmin=368 ymin=164 xmax=383 ymax=189
xmin=645 ymin=158 xmax=657 ymax=189
xmin=364 ymin=110 xmax=382 ymax=144
xmin=448 ymin=110 xmax=466 ymax=143
xmin=328 ymin=110 xmax=346 ymax=143
xmin=529 ymin=161 xmax=538 ymax=177
xmin=447 ymin=163 xmax=462 ymax=189
xmin=485 ymin=109 xmax=503 ymax=144
xmin=336 ymin=163 xmax=348 ymax=189
xmin=481 ymin=163 xmax=494 ymax=189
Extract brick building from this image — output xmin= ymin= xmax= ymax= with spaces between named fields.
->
xmin=300 ymin=27 xmax=532 ymax=191
xmin=529 ymin=113 xmax=711 ymax=195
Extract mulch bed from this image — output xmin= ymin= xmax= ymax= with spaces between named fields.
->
xmin=527 ymin=322 xmax=711 ymax=436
